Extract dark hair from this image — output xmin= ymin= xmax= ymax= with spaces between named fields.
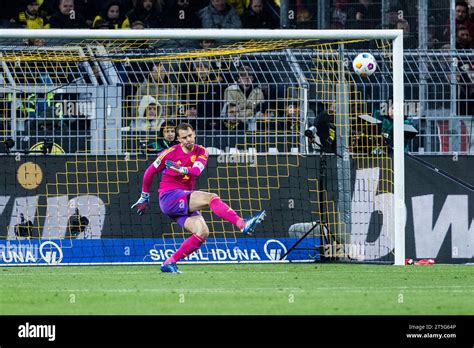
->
xmin=456 ymin=1 xmax=469 ymax=10
xmin=161 ymin=120 xmax=176 ymax=129
xmin=238 ymin=65 xmax=253 ymax=77
xmin=160 ymin=121 xmax=176 ymax=135
xmin=135 ymin=0 xmax=163 ymax=12
xmin=176 ymin=122 xmax=193 ymax=134
xmin=149 ymin=62 xmax=171 ymax=83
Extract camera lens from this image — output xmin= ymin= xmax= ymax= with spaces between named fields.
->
xmin=304 ymin=127 xmax=316 ymax=138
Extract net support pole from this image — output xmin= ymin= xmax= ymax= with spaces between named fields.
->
xmin=393 ymin=32 xmax=406 ymax=266
xmin=449 ymin=0 xmax=459 ymax=152
xmin=280 ymin=0 xmax=289 ymax=28
xmin=336 ymin=44 xmax=351 ymax=246
xmin=285 ymin=48 xmax=309 ymax=154
xmin=418 ymin=0 xmax=429 ymax=152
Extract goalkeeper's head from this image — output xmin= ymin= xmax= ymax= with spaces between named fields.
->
xmin=176 ymin=123 xmax=195 ymax=151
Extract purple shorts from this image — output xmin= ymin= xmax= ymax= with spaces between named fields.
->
xmin=159 ymin=189 xmax=200 ymax=227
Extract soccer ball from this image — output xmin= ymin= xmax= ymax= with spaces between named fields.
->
xmin=352 ymin=53 xmax=377 ymax=77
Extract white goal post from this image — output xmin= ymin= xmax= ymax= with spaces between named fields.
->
xmin=0 ymin=29 xmax=405 ymax=265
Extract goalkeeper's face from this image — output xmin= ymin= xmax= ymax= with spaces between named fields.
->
xmin=177 ymin=128 xmax=196 ymax=151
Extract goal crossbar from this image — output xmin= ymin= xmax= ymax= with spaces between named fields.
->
xmin=0 ymin=29 xmax=403 ymax=41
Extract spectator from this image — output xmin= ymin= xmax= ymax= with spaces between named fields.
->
xmin=226 ymin=0 xmax=246 ymax=15
xmin=427 ymin=30 xmax=441 ymax=49
xmin=211 ymin=101 xmax=246 ymax=149
xmin=27 ymin=38 xmax=46 ymax=46
xmin=346 ymin=0 xmax=381 ymax=30
xmin=10 ymin=0 xmax=46 ymax=29
xmin=145 ymin=121 xmax=178 ymax=153
xmin=330 ymin=0 xmax=348 ymax=29
xmin=130 ymin=19 xmax=145 ymax=29
xmin=456 ymin=55 xmax=474 ymax=153
xmin=241 ymin=0 xmax=279 ymax=29
xmin=180 ymin=58 xmax=223 ymax=132
xmin=47 ymin=0 xmax=88 ymax=28
xmin=456 ymin=24 xmax=474 ymax=48
xmin=385 ymin=2 xmax=416 ymax=49
xmin=135 ymin=62 xmax=177 ymax=120
xmin=216 ymin=102 xmax=245 ymax=131
xmin=163 ymin=0 xmax=200 ymax=28
xmin=198 ymin=0 xmax=242 ymax=29
xmin=40 ymin=0 xmax=102 ymax=26
xmin=224 ymin=65 xmax=265 ymax=130
xmin=199 ymin=39 xmax=217 ymax=49
xmin=278 ymin=102 xmax=300 ymax=133
xmin=275 ymin=100 xmax=309 ymax=151
xmin=455 ymin=1 xmax=474 ymax=41
xmin=443 ymin=1 xmax=474 ymax=45
xmin=122 ymin=0 xmax=163 ymax=28
xmin=293 ymin=0 xmax=314 ymax=28
xmin=92 ymin=1 xmax=124 ymax=29
xmin=196 ymin=40 xmax=233 ymax=80
xmin=130 ymin=95 xmax=165 ymax=132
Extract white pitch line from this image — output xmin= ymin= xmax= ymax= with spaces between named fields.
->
xmin=0 ymin=270 xmax=295 ymax=276
xmin=41 ymin=288 xmax=303 ymax=293
xmin=2 ymin=285 xmax=474 ymax=294
xmin=1 ymin=268 xmax=465 ymax=276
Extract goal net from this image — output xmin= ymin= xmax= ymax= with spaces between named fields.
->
xmin=0 ymin=29 xmax=405 ymax=265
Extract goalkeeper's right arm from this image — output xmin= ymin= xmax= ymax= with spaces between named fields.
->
xmin=131 ymin=157 xmax=164 ymax=215
xmin=131 ymin=147 xmax=175 ymax=215
xmin=131 ymin=160 xmax=156 ymax=215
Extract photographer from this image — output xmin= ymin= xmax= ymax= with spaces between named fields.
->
xmin=373 ymin=101 xmax=416 ymax=153
xmin=306 ymin=102 xmax=337 ymax=153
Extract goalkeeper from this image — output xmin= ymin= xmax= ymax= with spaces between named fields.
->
xmin=132 ymin=123 xmax=266 ymax=273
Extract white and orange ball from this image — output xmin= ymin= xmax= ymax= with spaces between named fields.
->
xmin=352 ymin=53 xmax=377 ymax=77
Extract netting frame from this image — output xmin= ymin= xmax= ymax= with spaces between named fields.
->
xmin=0 ymin=28 xmax=406 ymax=265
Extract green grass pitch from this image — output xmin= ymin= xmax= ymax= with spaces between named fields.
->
xmin=1 ymin=263 xmax=472 ymax=315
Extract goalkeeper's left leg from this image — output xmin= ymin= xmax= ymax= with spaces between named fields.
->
xmin=161 ymin=215 xmax=208 ymax=271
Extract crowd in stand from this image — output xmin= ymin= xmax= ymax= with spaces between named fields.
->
xmin=0 ymin=0 xmax=472 ymax=153
xmin=128 ymin=61 xmax=303 ymax=152
xmin=0 ymin=0 xmax=280 ymax=30
xmin=0 ymin=0 xmax=472 ymax=48
xmin=452 ymin=1 xmax=474 ymax=49
xmin=328 ymin=0 xmax=474 ymax=49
